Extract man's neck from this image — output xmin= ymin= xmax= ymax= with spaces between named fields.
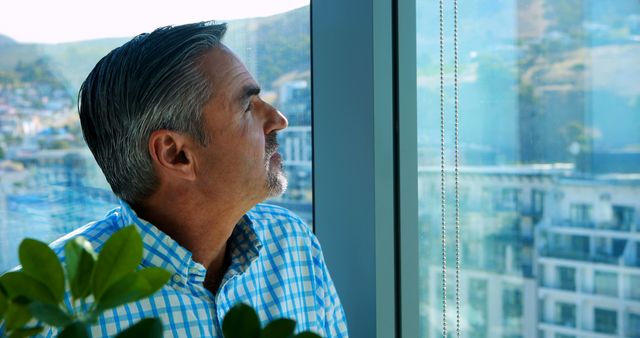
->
xmin=203 ymin=242 xmax=231 ymax=293
xmin=133 ymin=194 xmax=250 ymax=293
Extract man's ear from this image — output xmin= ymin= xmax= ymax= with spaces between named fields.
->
xmin=148 ymin=130 xmax=196 ymax=181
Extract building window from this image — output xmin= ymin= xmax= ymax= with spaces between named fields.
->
xmin=628 ymin=312 xmax=640 ymax=338
xmin=557 ymin=266 xmax=576 ymax=291
xmin=594 ymin=308 xmax=617 ymax=334
xmin=469 ymin=279 xmax=488 ymax=338
xmin=594 ymin=271 xmax=618 ymax=297
xmin=555 ymin=302 xmax=576 ymax=328
xmin=503 ymin=285 xmax=523 ymax=330
xmin=570 ymin=203 xmax=593 ymax=228
xmin=531 ymin=189 xmax=544 ymax=223
xmin=629 ymin=275 xmax=640 ymax=300
xmin=612 ymin=205 xmax=634 ymax=231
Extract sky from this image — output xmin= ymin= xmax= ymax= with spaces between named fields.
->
xmin=0 ymin=0 xmax=310 ymax=44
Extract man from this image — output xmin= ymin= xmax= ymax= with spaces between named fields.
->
xmin=42 ymin=21 xmax=348 ymax=337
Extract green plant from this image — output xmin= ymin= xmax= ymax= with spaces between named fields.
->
xmin=222 ymin=303 xmax=321 ymax=338
xmin=0 ymin=226 xmax=170 ymax=338
xmin=0 ymin=226 xmax=324 ymax=338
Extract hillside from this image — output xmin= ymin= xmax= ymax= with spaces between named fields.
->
xmin=0 ymin=6 xmax=310 ymax=96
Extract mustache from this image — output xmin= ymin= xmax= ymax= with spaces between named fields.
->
xmin=265 ymin=132 xmax=279 ymax=159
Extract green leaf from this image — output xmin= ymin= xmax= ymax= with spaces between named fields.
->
xmin=114 ymin=318 xmax=163 ymax=338
xmin=261 ymin=318 xmax=296 ymax=338
xmin=65 ymin=237 xmax=97 ymax=300
xmin=0 ymin=286 xmax=7 ymax=318
xmin=80 ymin=311 xmax=99 ymax=325
xmin=58 ymin=322 xmax=90 ymax=338
xmin=222 ymin=303 xmax=261 ymax=338
xmin=96 ymin=267 xmax=170 ymax=311
xmin=28 ymin=302 xmax=72 ymax=326
xmin=7 ymin=326 xmax=44 ymax=338
xmin=293 ymin=332 xmax=322 ymax=338
xmin=4 ymin=301 xmax=32 ymax=331
xmin=91 ymin=226 xmax=143 ymax=302
xmin=18 ymin=238 xmax=65 ymax=303
xmin=0 ymin=272 xmax=58 ymax=305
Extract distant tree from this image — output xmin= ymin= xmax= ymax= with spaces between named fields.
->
xmin=253 ymin=7 xmax=310 ymax=90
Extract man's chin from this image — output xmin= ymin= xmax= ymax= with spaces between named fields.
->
xmin=266 ymin=169 xmax=288 ymax=198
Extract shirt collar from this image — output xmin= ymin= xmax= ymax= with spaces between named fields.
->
xmin=115 ymin=200 xmax=263 ymax=287
xmin=221 ymin=213 xmax=263 ymax=286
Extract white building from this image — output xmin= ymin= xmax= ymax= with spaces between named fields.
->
xmin=418 ymin=165 xmax=640 ymax=338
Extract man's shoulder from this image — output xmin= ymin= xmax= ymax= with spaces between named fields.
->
xmin=247 ymin=203 xmax=314 ymax=239
xmin=249 ymin=203 xmax=306 ymax=225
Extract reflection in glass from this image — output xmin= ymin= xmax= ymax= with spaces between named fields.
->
xmin=417 ymin=0 xmax=640 ymax=337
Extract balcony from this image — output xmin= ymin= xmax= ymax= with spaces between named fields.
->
xmin=540 ymin=317 xmax=576 ymax=329
xmin=597 ymin=221 xmax=633 ymax=232
xmin=552 ymin=218 xmax=596 ymax=229
xmin=519 ymin=206 xmax=543 ymax=222
xmin=539 ymin=248 xmax=621 ymax=265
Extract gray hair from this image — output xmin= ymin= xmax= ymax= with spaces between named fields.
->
xmin=79 ymin=21 xmax=227 ymax=205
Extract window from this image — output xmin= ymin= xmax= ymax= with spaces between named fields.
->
xmin=531 ymin=189 xmax=544 ymax=222
xmin=557 ymin=266 xmax=576 ymax=291
xmin=629 ymin=275 xmax=640 ymax=300
xmin=628 ymin=312 xmax=640 ymax=338
xmin=555 ymin=302 xmax=576 ymax=328
xmin=0 ymin=3 xmax=312 ymax=272
xmin=594 ymin=271 xmax=618 ymax=297
xmin=612 ymin=205 xmax=634 ymax=231
xmin=503 ymin=285 xmax=523 ymax=330
xmin=570 ymin=204 xmax=593 ymax=228
xmin=416 ymin=1 xmax=640 ymax=337
xmin=308 ymin=0 xmax=640 ymax=335
xmin=468 ymin=279 xmax=488 ymax=338
xmin=594 ymin=308 xmax=617 ymax=334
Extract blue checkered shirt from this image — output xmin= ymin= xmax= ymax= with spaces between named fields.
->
xmin=37 ymin=201 xmax=348 ymax=337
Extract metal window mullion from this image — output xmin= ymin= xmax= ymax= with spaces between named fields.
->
xmin=395 ymin=0 xmax=419 ymax=336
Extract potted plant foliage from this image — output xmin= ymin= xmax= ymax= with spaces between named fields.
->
xmin=0 ymin=226 xmax=321 ymax=338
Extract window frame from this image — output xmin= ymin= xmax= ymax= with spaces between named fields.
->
xmin=311 ymin=0 xmax=417 ymax=337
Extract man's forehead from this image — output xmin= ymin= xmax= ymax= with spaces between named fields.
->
xmin=199 ymin=45 xmax=258 ymax=94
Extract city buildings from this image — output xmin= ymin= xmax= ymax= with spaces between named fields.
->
xmin=419 ymin=165 xmax=640 ymax=338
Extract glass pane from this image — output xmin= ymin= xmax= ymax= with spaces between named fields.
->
xmin=628 ymin=275 xmax=640 ymax=300
xmin=417 ymin=0 xmax=640 ymax=337
xmin=556 ymin=266 xmax=576 ymax=291
xmin=555 ymin=302 xmax=576 ymax=328
xmin=628 ymin=312 xmax=640 ymax=338
xmin=594 ymin=308 xmax=617 ymax=334
xmin=0 ymin=3 xmax=312 ymax=272
xmin=594 ymin=271 xmax=617 ymax=296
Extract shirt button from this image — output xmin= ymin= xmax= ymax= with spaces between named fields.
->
xmin=172 ymin=274 xmax=183 ymax=284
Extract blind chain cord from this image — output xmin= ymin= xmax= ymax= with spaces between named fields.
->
xmin=439 ymin=0 xmax=461 ymax=336
xmin=454 ymin=0 xmax=461 ymax=336
xmin=439 ymin=0 xmax=447 ymax=336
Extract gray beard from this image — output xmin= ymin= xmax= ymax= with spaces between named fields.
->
xmin=264 ymin=132 xmax=287 ymax=197
xmin=266 ymin=158 xmax=287 ymax=197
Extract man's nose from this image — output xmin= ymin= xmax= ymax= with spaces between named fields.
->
xmin=265 ymin=104 xmax=288 ymax=134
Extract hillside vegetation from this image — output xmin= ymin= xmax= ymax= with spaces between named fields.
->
xmin=0 ymin=6 xmax=310 ymax=95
